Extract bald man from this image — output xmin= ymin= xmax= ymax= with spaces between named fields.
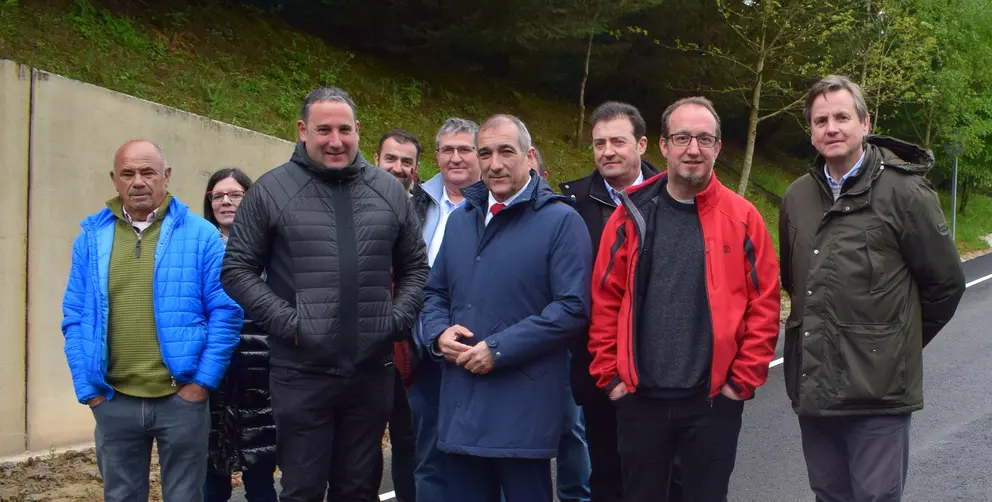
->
xmin=61 ymin=139 xmax=243 ymax=502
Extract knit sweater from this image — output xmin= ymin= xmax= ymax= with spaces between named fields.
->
xmin=105 ymin=196 xmax=176 ymax=398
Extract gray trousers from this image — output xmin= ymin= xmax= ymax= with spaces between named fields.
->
xmin=798 ymin=414 xmax=911 ymax=502
xmin=92 ymin=392 xmax=210 ymax=502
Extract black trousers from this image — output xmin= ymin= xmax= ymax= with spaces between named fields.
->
xmin=270 ymin=364 xmax=393 ymax=502
xmin=615 ymin=394 xmax=743 ymax=502
xmin=799 ymin=414 xmax=911 ymax=502
xmin=582 ymin=395 xmax=623 ymax=502
xmin=370 ymin=366 xmax=417 ymax=502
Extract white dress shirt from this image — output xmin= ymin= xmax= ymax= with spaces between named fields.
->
xmin=427 ymin=187 xmax=464 ymax=267
xmin=485 ymin=183 xmax=530 ymax=226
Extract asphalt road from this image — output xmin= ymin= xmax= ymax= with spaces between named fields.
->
xmin=731 ymin=253 xmax=992 ymax=501
xmin=234 ymin=253 xmax=992 ymax=501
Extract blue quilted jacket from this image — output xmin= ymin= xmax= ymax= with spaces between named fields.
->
xmin=61 ymin=196 xmax=244 ymax=404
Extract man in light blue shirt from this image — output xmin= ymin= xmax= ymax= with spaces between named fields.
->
xmin=824 ymin=150 xmax=865 ymax=201
xmin=408 ymin=117 xmax=482 ymax=501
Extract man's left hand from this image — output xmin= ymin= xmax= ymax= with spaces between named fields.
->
xmin=456 ymin=343 xmax=495 ymax=375
xmin=178 ymin=383 xmax=208 ymax=403
xmin=720 ymin=384 xmax=743 ymax=401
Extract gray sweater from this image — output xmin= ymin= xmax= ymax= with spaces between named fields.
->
xmin=635 ymin=182 xmax=712 ymax=400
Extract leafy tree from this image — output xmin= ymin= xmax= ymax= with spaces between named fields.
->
xmin=661 ymin=0 xmax=861 ymax=195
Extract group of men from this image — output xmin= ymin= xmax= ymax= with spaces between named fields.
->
xmin=62 ymin=73 xmax=966 ymax=502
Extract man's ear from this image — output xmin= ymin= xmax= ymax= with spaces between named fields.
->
xmin=297 ymin=120 xmax=307 ymax=143
xmin=637 ymin=136 xmax=648 ymax=155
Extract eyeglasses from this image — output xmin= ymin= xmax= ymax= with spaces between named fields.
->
xmin=438 ymin=146 xmax=476 ymax=158
xmin=206 ymin=190 xmax=246 ymax=202
xmin=667 ymin=133 xmax=719 ymax=149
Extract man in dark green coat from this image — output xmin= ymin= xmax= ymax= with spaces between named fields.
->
xmin=779 ymin=75 xmax=966 ymax=502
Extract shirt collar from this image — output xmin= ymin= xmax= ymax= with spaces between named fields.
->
xmin=824 ymin=151 xmax=866 ymax=189
xmin=122 ymin=205 xmax=158 ymax=225
xmin=488 ymin=182 xmax=529 ymax=211
xmin=604 ymin=171 xmax=645 ymax=203
xmin=440 ymin=185 xmax=462 ymax=209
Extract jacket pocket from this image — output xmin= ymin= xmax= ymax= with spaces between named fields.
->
xmin=782 ymin=326 xmax=801 ymax=405
xmin=836 ymin=321 xmax=907 ymax=404
xmin=865 ymin=225 xmax=888 ymax=294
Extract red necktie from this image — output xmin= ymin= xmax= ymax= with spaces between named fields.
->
xmin=490 ymin=203 xmax=506 ymax=215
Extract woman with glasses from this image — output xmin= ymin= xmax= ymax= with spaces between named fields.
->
xmin=202 ymin=168 xmax=278 ymax=502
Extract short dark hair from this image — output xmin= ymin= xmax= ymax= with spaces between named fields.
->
xmin=378 ymin=129 xmax=422 ymax=161
xmin=532 ymin=146 xmax=546 ymax=177
xmin=589 ymin=101 xmax=647 ymax=140
xmin=660 ymin=96 xmax=722 ymax=139
xmin=804 ymin=75 xmax=869 ymax=126
xmin=203 ymin=167 xmax=253 ymax=228
xmin=300 ymin=87 xmax=358 ymax=124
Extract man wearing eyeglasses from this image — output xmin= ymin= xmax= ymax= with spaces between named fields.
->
xmin=588 ymin=97 xmax=780 ymax=502
xmin=221 ymin=87 xmax=430 ymax=502
xmin=407 ymin=117 xmax=482 ymax=501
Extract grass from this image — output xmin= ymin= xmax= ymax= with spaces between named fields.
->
xmin=0 ymin=0 xmax=988 ymax=255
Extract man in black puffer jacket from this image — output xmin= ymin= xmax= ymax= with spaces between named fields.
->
xmin=221 ymin=87 xmax=430 ymax=502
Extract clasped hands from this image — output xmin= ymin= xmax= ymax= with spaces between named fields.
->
xmin=436 ymin=324 xmax=494 ymax=375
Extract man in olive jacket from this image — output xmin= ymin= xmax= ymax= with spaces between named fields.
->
xmin=779 ymin=75 xmax=966 ymax=502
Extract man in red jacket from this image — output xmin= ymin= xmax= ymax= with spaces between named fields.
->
xmin=587 ymin=96 xmax=780 ymax=502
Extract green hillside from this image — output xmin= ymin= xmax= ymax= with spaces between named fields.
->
xmin=2 ymin=0 xmax=989 ymax=254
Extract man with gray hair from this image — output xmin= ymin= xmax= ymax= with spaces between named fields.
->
xmin=780 ymin=75 xmax=965 ymax=501
xmin=406 ymin=117 xmax=482 ymax=501
xmin=419 ymin=114 xmax=593 ymax=501
xmin=221 ymin=86 xmax=430 ymax=501
xmin=61 ymin=139 xmax=243 ymax=502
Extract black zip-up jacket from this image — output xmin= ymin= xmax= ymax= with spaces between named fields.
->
xmin=559 ymin=160 xmax=659 ymax=405
xmin=221 ymin=142 xmax=430 ymax=374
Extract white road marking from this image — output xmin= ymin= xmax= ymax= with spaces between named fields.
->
xmin=966 ymin=273 xmax=992 ymax=288
xmin=376 ymin=266 xmax=992 ymax=501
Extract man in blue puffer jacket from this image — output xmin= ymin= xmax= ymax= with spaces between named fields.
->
xmin=420 ymin=115 xmax=593 ymax=502
xmin=61 ymin=139 xmax=243 ymax=502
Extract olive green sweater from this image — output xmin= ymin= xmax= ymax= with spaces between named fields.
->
xmin=105 ymin=196 xmax=176 ymax=398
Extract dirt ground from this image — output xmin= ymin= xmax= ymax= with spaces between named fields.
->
xmin=0 ymin=445 xmax=251 ymax=502
xmin=0 ymin=434 xmax=390 ymax=501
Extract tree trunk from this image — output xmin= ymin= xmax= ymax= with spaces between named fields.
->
xmin=861 ymin=0 xmax=871 ymax=84
xmin=575 ymin=29 xmax=595 ymax=147
xmin=738 ymin=57 xmax=764 ymax=196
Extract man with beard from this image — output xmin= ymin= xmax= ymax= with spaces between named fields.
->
xmin=371 ymin=128 xmax=423 ymax=501
xmin=221 ymin=87 xmax=430 ymax=502
xmin=376 ymin=129 xmax=421 ymax=193
xmin=560 ymin=101 xmax=659 ymax=502
xmin=588 ymin=97 xmax=780 ymax=502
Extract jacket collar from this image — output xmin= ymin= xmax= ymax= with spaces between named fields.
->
xmin=291 ymin=141 xmax=365 ymax=183
xmin=561 ymin=159 xmax=661 ymax=205
xmin=808 ymin=135 xmax=934 ymax=199
xmin=84 ymin=194 xmax=188 ymax=231
xmin=462 ymin=173 xmax=570 ymax=214
xmin=624 ymin=169 xmax=722 ymax=213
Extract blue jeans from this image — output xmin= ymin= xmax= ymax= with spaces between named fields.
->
xmin=557 ymin=386 xmax=592 ymax=502
xmin=407 ymin=361 xmax=446 ymax=501
xmin=203 ymin=460 xmax=278 ymax=502
xmin=92 ymin=392 xmax=210 ymax=502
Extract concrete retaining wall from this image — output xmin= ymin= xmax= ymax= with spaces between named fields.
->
xmin=0 ymin=59 xmax=294 ymax=455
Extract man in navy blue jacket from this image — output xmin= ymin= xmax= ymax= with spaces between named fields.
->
xmin=419 ymin=114 xmax=593 ymax=502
